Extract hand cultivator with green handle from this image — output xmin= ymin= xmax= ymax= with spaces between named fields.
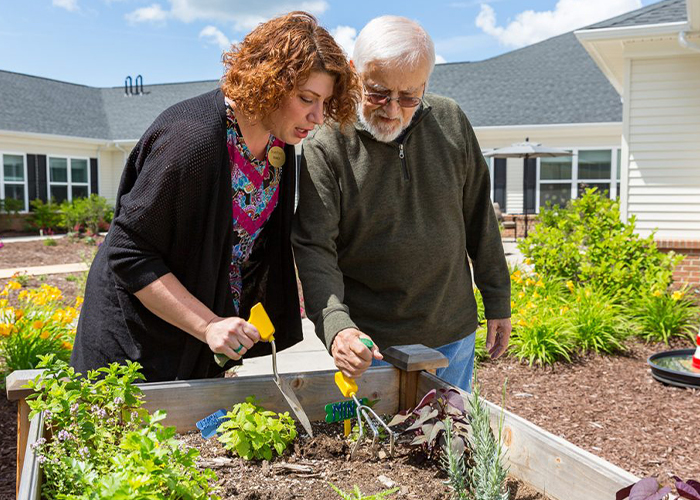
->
xmin=214 ymin=303 xmax=314 ymax=437
xmin=334 ymin=338 xmax=395 ymax=460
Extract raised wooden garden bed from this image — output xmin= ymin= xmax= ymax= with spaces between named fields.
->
xmin=7 ymin=345 xmax=638 ymax=499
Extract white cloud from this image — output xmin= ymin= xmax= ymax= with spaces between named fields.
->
xmin=435 ymin=54 xmax=447 ymax=64
xmin=167 ymin=0 xmax=329 ymax=31
xmin=200 ymin=25 xmax=232 ymax=50
xmin=476 ymin=0 xmax=642 ymax=48
xmin=125 ymin=3 xmax=169 ymax=24
xmin=331 ymin=25 xmax=356 ymax=58
xmin=53 ymin=0 xmax=79 ymax=12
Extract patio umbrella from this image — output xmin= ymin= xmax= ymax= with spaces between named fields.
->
xmin=484 ymin=138 xmax=573 ymax=238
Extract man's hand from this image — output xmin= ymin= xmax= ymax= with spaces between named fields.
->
xmin=331 ymin=328 xmax=382 ymax=379
xmin=485 ymin=318 xmax=512 ymax=359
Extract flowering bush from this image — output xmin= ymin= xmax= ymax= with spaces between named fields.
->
xmin=0 ymin=280 xmax=80 ymax=383
xmin=25 ymin=356 xmax=219 ymax=500
xmin=631 ymin=287 xmax=699 ymax=343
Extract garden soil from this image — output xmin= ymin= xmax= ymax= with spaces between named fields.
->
xmin=179 ymin=421 xmax=547 ymax=500
xmin=2 ymin=239 xmax=700 ymax=497
xmin=0 ymin=236 xmax=102 ymax=269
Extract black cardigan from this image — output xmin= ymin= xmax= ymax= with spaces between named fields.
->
xmin=70 ymin=89 xmax=303 ymax=382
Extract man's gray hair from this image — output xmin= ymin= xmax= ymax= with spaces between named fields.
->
xmin=353 ymin=16 xmax=435 ymax=76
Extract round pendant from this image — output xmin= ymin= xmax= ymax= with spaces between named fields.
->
xmin=267 ymin=146 xmax=286 ymax=168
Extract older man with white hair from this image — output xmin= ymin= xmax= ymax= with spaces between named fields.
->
xmin=292 ymin=16 xmax=511 ymax=391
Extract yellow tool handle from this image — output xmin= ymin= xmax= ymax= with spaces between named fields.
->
xmin=334 ymin=338 xmax=374 ymax=397
xmin=249 ymin=303 xmax=275 ymax=342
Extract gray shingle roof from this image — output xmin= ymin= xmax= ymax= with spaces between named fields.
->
xmin=429 ymin=32 xmax=622 ymax=127
xmin=4 ymin=8 xmax=645 ymax=139
xmin=586 ymin=0 xmax=686 ymax=30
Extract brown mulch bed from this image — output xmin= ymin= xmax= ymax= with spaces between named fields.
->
xmin=478 ymin=336 xmax=700 ymax=483
xmin=0 ymin=236 xmax=102 ymax=268
xmin=180 ymin=421 xmax=547 ymax=500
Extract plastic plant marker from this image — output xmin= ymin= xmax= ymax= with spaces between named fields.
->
xmin=195 ymin=408 xmax=228 ymax=439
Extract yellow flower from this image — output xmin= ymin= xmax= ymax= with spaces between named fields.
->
xmin=527 ymin=278 xmax=536 ymax=286
xmin=15 ymin=309 xmax=23 ymax=321
xmin=536 ymin=280 xmax=544 ymax=288
xmin=32 ymin=320 xmax=44 ymax=330
xmin=517 ymin=318 xmax=528 ymax=327
xmin=7 ymin=281 xmax=21 ymax=290
xmin=672 ymin=291 xmax=683 ymax=301
xmin=0 ymin=289 xmax=8 ymax=297
xmin=525 ymin=258 xmax=533 ymax=266
xmin=18 ymin=290 xmax=28 ymax=301
xmin=526 ymin=301 xmax=535 ymax=309
xmin=76 ymin=296 xmax=84 ymax=307
xmin=585 ymin=289 xmax=592 ymax=298
xmin=0 ymin=299 xmax=7 ymax=308
xmin=532 ymin=291 xmax=540 ymax=299
xmin=0 ymin=323 xmax=12 ymax=337
xmin=511 ymin=300 xmax=515 ymax=308
xmin=518 ymin=291 xmax=526 ymax=299
xmin=61 ymin=341 xmax=73 ymax=350
xmin=652 ymin=289 xmax=662 ymax=298
xmin=40 ymin=331 xmax=50 ymax=340
xmin=566 ymin=280 xmax=574 ymax=292
xmin=560 ymin=306 xmax=569 ymax=314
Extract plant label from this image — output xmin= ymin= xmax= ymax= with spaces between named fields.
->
xmin=196 ymin=408 xmax=228 ymax=439
xmin=324 ymin=398 xmax=368 ymax=423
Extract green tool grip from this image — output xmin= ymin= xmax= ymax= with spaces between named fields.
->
xmin=359 ymin=338 xmax=374 ymax=349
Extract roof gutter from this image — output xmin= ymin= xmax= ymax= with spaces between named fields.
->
xmin=678 ymin=30 xmax=700 ymax=52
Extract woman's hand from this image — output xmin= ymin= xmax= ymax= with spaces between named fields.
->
xmin=204 ymin=316 xmax=261 ymax=361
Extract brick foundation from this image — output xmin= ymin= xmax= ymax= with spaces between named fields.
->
xmin=655 ymin=239 xmax=700 ymax=290
xmin=501 ymin=214 xmax=537 ymax=239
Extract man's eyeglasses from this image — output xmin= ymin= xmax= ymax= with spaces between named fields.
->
xmin=364 ymin=92 xmax=423 ymax=108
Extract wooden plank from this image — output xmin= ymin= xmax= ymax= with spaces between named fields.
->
xmin=417 ymin=372 xmax=638 ymax=500
xmin=17 ymin=411 xmax=43 ymax=500
xmin=16 ymin=399 xmax=30 ymax=498
xmin=382 ymin=345 xmax=448 ymax=372
xmin=138 ymin=367 xmax=400 ymax=433
xmin=6 ymin=369 xmax=44 ymax=402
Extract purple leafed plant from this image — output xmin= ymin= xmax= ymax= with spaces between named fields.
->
xmin=617 ymin=476 xmax=700 ymax=500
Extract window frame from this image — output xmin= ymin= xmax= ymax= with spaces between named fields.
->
xmin=536 ymin=147 xmax=620 ymax=212
xmin=0 ymin=151 xmax=29 ymax=212
xmin=47 ymin=155 xmax=91 ymax=203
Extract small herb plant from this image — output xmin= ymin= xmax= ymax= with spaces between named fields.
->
xmin=617 ymin=476 xmax=700 ymax=500
xmin=388 ymin=388 xmax=469 ymax=459
xmin=217 ymin=396 xmax=297 ymax=460
xmin=25 ymin=356 xmax=219 ymax=500
xmin=329 ymin=483 xmax=399 ymax=499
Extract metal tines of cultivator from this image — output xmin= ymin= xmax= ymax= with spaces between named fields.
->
xmin=334 ymin=339 xmax=395 ymax=460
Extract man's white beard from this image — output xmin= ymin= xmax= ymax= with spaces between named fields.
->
xmin=358 ymin=107 xmax=407 ymax=143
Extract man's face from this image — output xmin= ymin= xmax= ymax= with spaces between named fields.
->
xmin=358 ymin=62 xmax=429 ymax=143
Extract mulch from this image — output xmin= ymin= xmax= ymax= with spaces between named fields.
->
xmin=0 ymin=235 xmax=102 ymax=268
xmin=477 ymin=335 xmax=700 ymax=486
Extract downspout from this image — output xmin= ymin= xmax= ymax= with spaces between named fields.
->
xmin=679 ymin=31 xmax=700 ymax=52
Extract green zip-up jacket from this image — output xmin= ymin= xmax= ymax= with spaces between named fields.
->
xmin=292 ymin=94 xmax=510 ymax=352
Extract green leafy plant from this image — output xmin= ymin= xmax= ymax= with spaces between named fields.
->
xmin=565 ymin=284 xmax=628 ymax=355
xmin=388 ymin=388 xmax=468 ymax=459
xmin=44 ymin=238 xmax=58 ymax=247
xmin=519 ymin=189 xmax=681 ymax=299
xmin=466 ymin=378 xmax=509 ymax=500
xmin=28 ymin=199 xmax=62 ymax=234
xmin=13 ymin=272 xmax=30 ymax=287
xmin=329 ymin=483 xmax=399 ymax=499
xmin=217 ymin=396 xmax=297 ymax=460
xmin=1 ymin=197 xmax=25 ymax=214
xmin=25 ymin=356 xmax=218 ymax=500
xmin=509 ymin=311 xmax=574 ymax=366
xmin=631 ymin=287 xmax=699 ymax=343
xmin=60 ymin=194 xmax=113 ymax=236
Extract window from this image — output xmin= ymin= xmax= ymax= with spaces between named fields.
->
xmin=539 ymin=154 xmax=573 ymax=208
xmin=48 ymin=157 xmax=90 ymax=203
xmin=1 ymin=153 xmax=27 ymax=211
xmin=537 ymin=148 xmax=620 ymax=211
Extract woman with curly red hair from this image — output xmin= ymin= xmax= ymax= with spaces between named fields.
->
xmin=71 ymin=12 xmax=360 ymax=382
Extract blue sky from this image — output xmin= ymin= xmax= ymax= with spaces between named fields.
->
xmin=0 ymin=0 xmax=656 ymax=88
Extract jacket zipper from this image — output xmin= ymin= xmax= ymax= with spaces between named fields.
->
xmin=398 ymin=143 xmax=409 ymax=180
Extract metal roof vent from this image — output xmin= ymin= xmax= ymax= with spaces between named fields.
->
xmin=124 ymin=75 xmax=146 ymax=96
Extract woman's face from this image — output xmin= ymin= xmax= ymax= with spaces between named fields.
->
xmin=265 ymin=70 xmax=336 ymax=144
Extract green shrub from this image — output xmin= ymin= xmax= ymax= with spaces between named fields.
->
xmin=1 ymin=197 xmax=25 ymax=214
xmin=217 ymin=396 xmax=297 ymax=460
xmin=519 ymin=189 xmax=681 ymax=298
xmin=631 ymin=287 xmax=699 ymax=343
xmin=28 ymin=199 xmax=62 ymax=234
xmin=564 ymin=284 xmax=628 ymax=355
xmin=509 ymin=311 xmax=574 ymax=366
xmin=60 ymin=195 xmax=113 ymax=236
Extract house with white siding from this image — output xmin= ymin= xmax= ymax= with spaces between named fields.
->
xmin=0 ymin=0 xmax=697 ymax=283
xmin=576 ymin=0 xmax=700 ymax=285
